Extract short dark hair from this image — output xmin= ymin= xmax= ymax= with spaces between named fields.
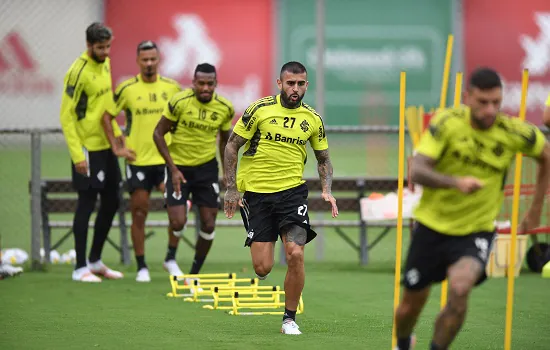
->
xmin=86 ymin=22 xmax=112 ymax=44
xmin=468 ymin=67 xmax=502 ymax=90
xmin=280 ymin=61 xmax=307 ymax=77
xmin=137 ymin=40 xmax=158 ymax=55
xmin=194 ymin=63 xmax=216 ymax=77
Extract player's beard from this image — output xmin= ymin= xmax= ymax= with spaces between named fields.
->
xmin=91 ymin=51 xmax=106 ymax=63
xmin=280 ymin=91 xmax=304 ymax=108
xmin=472 ymin=114 xmax=496 ymax=130
xmin=142 ymin=67 xmax=156 ymax=78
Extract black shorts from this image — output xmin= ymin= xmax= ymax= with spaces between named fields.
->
xmin=402 ymin=221 xmax=496 ymax=290
xmin=71 ymin=149 xmax=121 ymax=192
xmin=164 ymin=158 xmax=220 ymax=208
xmin=125 ymin=164 xmax=165 ymax=194
xmin=240 ymin=183 xmax=317 ymax=247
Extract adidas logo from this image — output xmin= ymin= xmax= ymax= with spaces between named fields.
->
xmin=269 ymin=119 xmax=278 ymax=125
xmin=0 ymin=32 xmax=54 ymax=94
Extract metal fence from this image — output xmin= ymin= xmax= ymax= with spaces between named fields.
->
xmin=0 ymin=126 xmax=412 ymax=270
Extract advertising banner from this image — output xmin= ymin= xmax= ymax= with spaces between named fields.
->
xmin=464 ymin=0 xmax=550 ymax=125
xmin=105 ymin=0 xmax=274 ymax=117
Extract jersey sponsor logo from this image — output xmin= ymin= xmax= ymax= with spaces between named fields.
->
xmin=135 ymin=107 xmax=164 ymax=116
xmin=180 ymin=119 xmax=218 ymax=132
xmin=264 ymin=132 xmax=307 ymax=145
xmin=0 ymin=31 xmax=54 ymax=94
xmin=450 ymin=150 xmax=501 ymax=174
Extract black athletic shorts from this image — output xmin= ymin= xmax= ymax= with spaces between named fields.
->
xmin=240 ymin=183 xmax=317 ymax=247
xmin=164 ymin=157 xmax=220 ymax=208
xmin=125 ymin=164 xmax=165 ymax=194
xmin=402 ymin=221 xmax=496 ymax=290
xmin=71 ymin=149 xmax=121 ymax=192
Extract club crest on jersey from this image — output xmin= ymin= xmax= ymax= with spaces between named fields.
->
xmin=300 ymin=120 xmax=309 ymax=132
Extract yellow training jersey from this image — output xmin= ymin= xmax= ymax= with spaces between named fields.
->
xmin=114 ymin=75 xmax=181 ymax=166
xmin=163 ymin=88 xmax=234 ymax=166
xmin=414 ymin=105 xmax=546 ymax=236
xmin=233 ymin=95 xmax=329 ymax=193
xmin=546 ymin=93 xmax=550 ymax=106
xmin=59 ymin=52 xmax=122 ymax=164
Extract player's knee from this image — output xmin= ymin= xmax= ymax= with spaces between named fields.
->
xmin=101 ymin=193 xmax=120 ymax=214
xmin=199 ymin=222 xmax=215 ymax=234
xmin=253 ymin=261 xmax=273 ymax=277
xmin=170 ymin=217 xmax=187 ymax=232
xmin=396 ymin=298 xmax=422 ymax=319
xmin=285 ymin=246 xmax=304 ymax=267
xmin=131 ymin=207 xmax=148 ymax=227
xmin=449 ymin=278 xmax=472 ymax=300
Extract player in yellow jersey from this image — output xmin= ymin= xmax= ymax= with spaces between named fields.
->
xmin=542 ymin=92 xmax=550 ymax=127
xmin=59 ymin=23 xmax=134 ymax=283
xmin=394 ymin=68 xmax=550 ymax=350
xmin=102 ymin=41 xmax=182 ymax=282
xmin=153 ymin=63 xmax=234 ymax=279
xmin=223 ymin=61 xmax=338 ymax=335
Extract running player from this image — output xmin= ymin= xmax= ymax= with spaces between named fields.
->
xmin=59 ymin=22 xmax=133 ymax=283
xmin=153 ymin=63 xmax=234 ymax=278
xmin=394 ymin=67 xmax=550 ymax=350
xmin=223 ymin=61 xmax=339 ymax=335
xmin=102 ymin=40 xmax=182 ymax=282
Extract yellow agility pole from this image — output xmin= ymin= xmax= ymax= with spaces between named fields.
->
xmin=504 ymin=69 xmax=529 ymax=350
xmin=438 ymin=34 xmax=454 ymax=310
xmin=438 ymin=71 xmax=464 ymax=309
xmin=391 ymin=71 xmax=407 ymax=349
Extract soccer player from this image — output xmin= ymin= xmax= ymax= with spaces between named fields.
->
xmin=153 ymin=63 xmax=234 ymax=278
xmin=223 ymin=61 xmax=339 ymax=335
xmin=102 ymin=41 xmax=182 ymax=282
xmin=60 ymin=23 xmax=134 ymax=283
xmin=542 ymin=92 xmax=550 ymax=127
xmin=394 ymin=68 xmax=550 ymax=350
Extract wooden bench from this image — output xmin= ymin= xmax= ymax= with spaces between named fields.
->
xmin=33 ymin=177 xmax=407 ymax=266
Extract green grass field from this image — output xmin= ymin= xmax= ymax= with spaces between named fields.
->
xmin=1 ymin=134 xmax=550 ymax=349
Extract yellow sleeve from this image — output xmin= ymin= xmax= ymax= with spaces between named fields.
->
xmin=221 ymin=103 xmax=235 ymax=132
xmin=309 ymin=116 xmax=328 ymax=150
xmin=416 ymin=113 xmax=449 ymax=160
xmin=514 ymin=120 xmax=546 ymax=158
xmin=163 ymin=95 xmax=181 ymax=123
xmin=112 ymin=83 xmax=127 ymax=116
xmin=59 ymin=68 xmax=86 ymax=164
xmin=546 ymin=93 xmax=550 ymax=106
xmin=232 ymin=104 xmax=260 ymax=140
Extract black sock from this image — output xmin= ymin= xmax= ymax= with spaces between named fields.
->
xmin=397 ymin=336 xmax=411 ymax=350
xmin=430 ymin=342 xmax=442 ymax=350
xmin=73 ymin=190 xmax=97 ymax=269
xmin=282 ymin=308 xmax=296 ymax=322
xmin=189 ymin=256 xmax=206 ymax=274
xmin=89 ymin=191 xmax=119 ymax=263
xmin=165 ymin=245 xmax=177 ymax=262
xmin=136 ymin=255 xmax=147 ymax=270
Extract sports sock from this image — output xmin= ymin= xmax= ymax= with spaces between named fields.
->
xmin=189 ymin=256 xmax=206 ymax=274
xmin=89 ymin=190 xmax=119 ymax=263
xmin=397 ymin=336 xmax=411 ymax=350
xmin=73 ymin=190 xmax=97 ymax=269
xmin=282 ymin=308 xmax=296 ymax=322
xmin=165 ymin=245 xmax=178 ymax=262
xmin=136 ymin=255 xmax=147 ymax=270
xmin=430 ymin=342 xmax=442 ymax=350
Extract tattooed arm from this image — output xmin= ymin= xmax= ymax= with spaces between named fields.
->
xmin=314 ymin=148 xmax=338 ymax=217
xmin=314 ymin=149 xmax=334 ymax=194
xmin=223 ymin=132 xmax=248 ymax=218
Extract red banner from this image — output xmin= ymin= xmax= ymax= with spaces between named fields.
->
xmin=464 ymin=0 xmax=550 ymax=124
xmin=105 ymin=0 xmax=274 ymax=116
